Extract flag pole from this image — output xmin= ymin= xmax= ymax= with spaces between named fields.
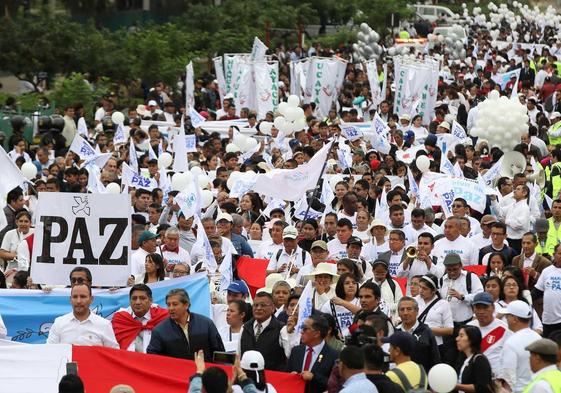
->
xmin=302 ymin=139 xmax=337 ymax=222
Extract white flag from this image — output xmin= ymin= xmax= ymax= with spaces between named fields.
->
xmin=0 ymin=147 xmax=27 ymax=196
xmin=113 ymin=123 xmax=126 ymax=145
xmin=128 ymin=138 xmax=138 ymax=173
xmin=87 ymin=164 xmax=107 ymax=194
xmin=159 ymin=167 xmax=173 ymax=204
xmin=252 ymin=140 xmax=333 ymax=201
xmin=366 ymin=60 xmax=382 ymax=106
xmin=372 ymin=112 xmax=390 ymax=136
xmin=185 ymin=134 xmax=197 ymax=153
xmin=254 ymin=61 xmax=279 ymax=120
xmin=185 ymin=61 xmax=195 ymax=110
xmin=69 ymin=134 xmax=96 ymax=161
xmin=77 ymin=117 xmax=88 ymax=137
xmin=172 ymin=128 xmax=189 ymax=173
xmin=296 ymin=281 xmax=314 ymax=334
xmin=407 ymin=167 xmax=419 ymax=197
xmin=148 ymin=143 xmax=158 ymax=161
xmin=193 ymin=215 xmax=217 ymax=271
xmin=174 ymin=178 xmax=200 ymax=219
xmin=122 ymin=162 xmax=157 ymax=190
xmin=481 ymin=157 xmax=503 ymax=185
xmin=189 ymin=107 xmax=206 ymax=129
xmin=250 ymin=36 xmax=268 ymax=61
xmin=440 ymin=154 xmax=456 ymax=176
xmin=451 ymin=121 xmax=467 ymax=140
xmin=340 ymin=124 xmax=363 ymax=141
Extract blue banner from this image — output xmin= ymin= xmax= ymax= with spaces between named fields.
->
xmin=0 ymin=273 xmax=211 ymax=344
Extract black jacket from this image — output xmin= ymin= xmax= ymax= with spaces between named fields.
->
xmin=366 ymin=373 xmax=403 ymax=393
xmin=396 ymin=322 xmax=441 ymax=372
xmin=458 ymin=353 xmax=494 ymax=393
xmin=287 ymin=342 xmax=339 ymax=393
xmin=146 ymin=313 xmax=224 ymax=361
xmin=240 ymin=316 xmax=286 ymax=371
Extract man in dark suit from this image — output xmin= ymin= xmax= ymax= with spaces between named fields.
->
xmin=287 ymin=314 xmax=339 ymax=393
xmin=239 ymin=292 xmax=287 ymax=371
xmin=147 ymin=289 xmax=224 ymax=361
xmin=378 ymin=229 xmax=407 ymax=277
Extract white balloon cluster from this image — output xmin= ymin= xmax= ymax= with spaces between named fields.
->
xmin=440 ymin=26 xmax=466 ymax=60
xmin=470 ymin=91 xmax=529 ymax=153
xmin=353 ymin=23 xmax=383 ymax=62
xmin=271 ymin=95 xmax=306 ymax=136
xmin=226 ymin=170 xmax=256 ymax=191
xmin=170 ymin=170 xmax=214 ymax=208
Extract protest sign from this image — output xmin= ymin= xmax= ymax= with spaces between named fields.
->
xmin=31 ymin=193 xmax=131 ymax=287
xmin=0 ymin=274 xmax=210 ymax=344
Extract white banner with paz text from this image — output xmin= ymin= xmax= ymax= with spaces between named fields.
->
xmin=427 ymin=176 xmax=487 ymax=215
xmin=31 ymin=193 xmax=131 ymax=286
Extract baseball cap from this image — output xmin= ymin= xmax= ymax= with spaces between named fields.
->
xmin=346 ymin=236 xmax=363 ymax=247
xmin=147 ymin=100 xmax=158 ymax=107
xmin=550 ymin=111 xmax=561 ymax=120
xmin=381 ymin=331 xmax=415 ymax=354
xmin=138 ymin=230 xmax=158 ymax=245
xmin=404 ymin=130 xmax=415 ymax=141
xmin=443 ymin=253 xmax=462 ymax=266
xmin=227 ymin=280 xmax=249 ymax=295
xmin=526 ymin=338 xmax=559 ymax=356
xmin=505 ymin=300 xmax=532 ymax=319
xmin=283 ymin=226 xmax=298 ymax=239
xmin=311 ymin=240 xmax=328 ymax=251
xmin=481 ymin=215 xmax=497 ymax=225
xmin=472 ymin=292 xmax=494 ymax=306
xmin=425 ymin=134 xmax=437 ymax=147
xmin=216 ymin=212 xmax=233 ymax=223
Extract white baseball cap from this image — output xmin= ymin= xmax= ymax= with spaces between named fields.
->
xmin=216 ymin=212 xmax=233 ymax=223
xmin=147 ymin=100 xmax=158 ymax=107
xmin=283 ymin=225 xmax=298 ymax=239
xmin=505 ymin=300 xmax=532 ymax=319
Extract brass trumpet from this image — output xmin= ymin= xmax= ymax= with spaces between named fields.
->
xmin=406 ymin=246 xmax=418 ymax=259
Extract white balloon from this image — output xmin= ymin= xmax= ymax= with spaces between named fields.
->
xmin=226 ymin=143 xmax=241 ymax=153
xmin=233 ymin=134 xmax=248 ymax=150
xmin=158 ymin=152 xmax=173 ymax=169
xmin=284 ymin=107 xmax=299 ymax=122
xmin=279 ymin=122 xmax=292 ymax=134
xmin=105 ymin=182 xmax=121 ymax=194
xmin=201 ymin=189 xmax=214 ymax=208
xmin=428 ymin=364 xmax=458 ymax=393
xmin=287 ymin=95 xmax=300 ymax=108
xmin=244 ymin=137 xmax=259 ymax=152
xmin=198 ymin=174 xmax=210 ymax=189
xmin=293 ymin=117 xmax=307 ymax=131
xmin=260 ymin=121 xmax=273 ymax=135
xmin=111 ymin=111 xmax=125 ymax=125
xmin=274 ymin=116 xmax=287 ymax=130
xmin=20 ymin=162 xmax=37 ymax=180
xmin=171 ymin=172 xmax=192 ymax=191
xmin=278 ymin=102 xmax=289 ymax=116
xmin=415 ymin=155 xmax=431 ymax=173
xmin=191 ymin=166 xmax=203 ymax=176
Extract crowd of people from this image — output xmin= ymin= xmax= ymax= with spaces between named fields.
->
xmin=7 ymin=5 xmax=561 ymax=393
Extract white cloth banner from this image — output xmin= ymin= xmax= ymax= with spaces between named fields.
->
xmin=366 ymin=60 xmax=382 ymax=107
xmin=304 ymin=57 xmax=346 ymax=117
xmin=233 ymin=61 xmax=254 ymax=116
xmin=250 ymin=36 xmax=268 ymax=61
xmin=214 ymin=56 xmax=227 ymax=105
xmin=31 ymin=193 xmax=131 ymax=286
xmin=185 ymin=134 xmax=197 ymax=153
xmin=121 ymin=162 xmax=157 ymax=190
xmin=253 ymin=140 xmax=333 ymax=201
xmin=0 ymin=343 xmax=71 ymax=393
xmin=430 ymin=176 xmax=487 ymax=214
xmin=185 ymin=61 xmax=195 ymax=109
xmin=254 ymin=61 xmax=279 ymax=120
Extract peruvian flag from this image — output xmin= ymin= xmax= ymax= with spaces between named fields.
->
xmin=0 ymin=344 xmax=305 ymax=393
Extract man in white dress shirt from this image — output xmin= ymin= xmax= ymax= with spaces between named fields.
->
xmin=492 ymin=184 xmax=531 ymax=254
xmin=266 ymin=226 xmax=311 ymax=279
xmin=131 ymin=231 xmax=160 ymax=276
xmin=47 ymin=284 xmax=119 ymax=348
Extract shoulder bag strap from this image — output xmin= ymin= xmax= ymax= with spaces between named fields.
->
xmin=418 ymin=298 xmax=440 ymax=324
xmin=391 ymin=367 xmax=414 ymax=392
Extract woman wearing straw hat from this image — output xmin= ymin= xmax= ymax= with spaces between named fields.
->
xmin=306 ymin=263 xmax=338 ymax=310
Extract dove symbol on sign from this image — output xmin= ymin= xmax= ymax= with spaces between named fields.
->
xmin=72 ymin=196 xmax=91 ymax=216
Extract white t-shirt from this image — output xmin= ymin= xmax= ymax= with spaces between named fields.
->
xmin=535 ymin=265 xmax=561 ymax=325
xmin=327 ymin=238 xmax=348 ymax=260
xmin=320 ymin=297 xmax=360 ymax=337
xmin=432 ymin=236 xmax=478 ymax=266
xmin=256 ymin=240 xmax=283 ymax=260
xmin=501 ymin=327 xmax=541 ymax=393
xmin=467 ymin=318 xmax=511 ymax=376
xmin=162 ymin=247 xmax=191 ymax=276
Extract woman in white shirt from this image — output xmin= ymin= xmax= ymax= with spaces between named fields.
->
xmin=0 ymin=210 xmax=33 ymax=273
xmin=414 ymin=274 xmax=454 ymax=354
xmin=128 ymin=253 xmax=167 ymax=285
xmin=7 ymin=138 xmax=31 ymax=164
xmin=409 ymin=115 xmax=429 ymax=142
xmin=496 ymin=275 xmax=543 ymax=334
xmin=308 ymin=263 xmax=337 ymax=310
xmin=320 ymin=272 xmax=361 ymax=338
xmin=218 ymin=300 xmax=245 ymax=353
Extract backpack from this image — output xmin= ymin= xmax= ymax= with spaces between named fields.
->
xmin=275 ymin=249 xmax=307 ymax=267
xmin=440 ymin=271 xmax=473 ymax=293
xmin=391 ymin=365 xmax=429 ymax=393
